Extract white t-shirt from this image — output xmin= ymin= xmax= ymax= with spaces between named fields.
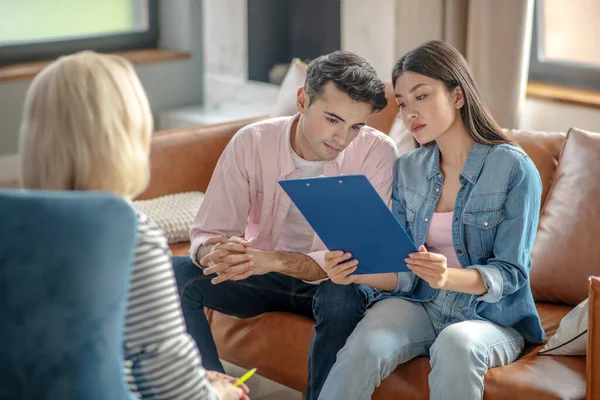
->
xmin=275 ymin=150 xmax=328 ymax=254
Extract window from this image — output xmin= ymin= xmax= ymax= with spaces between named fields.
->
xmin=0 ymin=0 xmax=158 ymax=65
xmin=529 ymin=0 xmax=600 ymax=90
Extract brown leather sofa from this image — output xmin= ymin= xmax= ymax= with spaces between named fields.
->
xmin=137 ymin=101 xmax=600 ymax=399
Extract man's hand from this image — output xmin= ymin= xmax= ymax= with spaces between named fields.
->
xmin=208 ymin=247 xmax=277 ymax=285
xmin=323 ymin=251 xmax=359 ymax=285
xmin=198 ymin=236 xmax=253 ymax=284
xmin=405 ymin=245 xmax=449 ymax=289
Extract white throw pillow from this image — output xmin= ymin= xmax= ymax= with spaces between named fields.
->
xmin=271 ymin=58 xmax=308 ymax=117
xmin=539 ymin=298 xmax=589 ymax=356
xmin=133 ymin=192 xmax=205 ymax=244
xmin=388 ymin=116 xmax=417 ymax=156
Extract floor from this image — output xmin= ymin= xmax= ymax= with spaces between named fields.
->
xmin=223 ymin=361 xmax=302 ymax=400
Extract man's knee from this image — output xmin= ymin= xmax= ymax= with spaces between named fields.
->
xmin=172 ymin=256 xmax=204 ymax=295
xmin=313 ymin=281 xmax=370 ymax=319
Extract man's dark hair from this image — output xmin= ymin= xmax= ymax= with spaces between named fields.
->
xmin=304 ymin=51 xmax=387 ymax=113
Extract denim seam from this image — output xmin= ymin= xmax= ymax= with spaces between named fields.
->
xmin=480 ymin=335 xmax=524 ymax=367
xmin=398 ymin=185 xmax=427 ymax=200
xmin=505 ymin=155 xmax=525 ymax=193
xmin=309 ymin=297 xmax=318 ymax=400
xmin=179 ymin=275 xmax=315 ymax=300
xmin=470 ymin=191 xmax=506 ymax=197
xmin=357 ymin=340 xmax=433 ymax=399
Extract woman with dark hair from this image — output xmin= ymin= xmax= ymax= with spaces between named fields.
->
xmin=319 ymin=40 xmax=544 ymax=400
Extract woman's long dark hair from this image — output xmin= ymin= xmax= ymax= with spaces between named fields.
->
xmin=392 ymin=40 xmax=516 ymax=146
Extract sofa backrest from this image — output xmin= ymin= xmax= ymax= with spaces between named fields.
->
xmin=137 ymin=116 xmax=266 ymax=200
xmin=504 ymin=129 xmax=566 ymax=206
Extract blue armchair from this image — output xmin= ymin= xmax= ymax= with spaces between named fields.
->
xmin=0 ymin=190 xmax=138 ymax=400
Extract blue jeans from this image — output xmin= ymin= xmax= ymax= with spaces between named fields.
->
xmin=171 ymin=256 xmax=375 ymax=400
xmin=319 ymin=290 xmax=525 ymax=400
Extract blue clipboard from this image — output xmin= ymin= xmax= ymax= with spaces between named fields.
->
xmin=278 ymin=175 xmax=417 ymax=274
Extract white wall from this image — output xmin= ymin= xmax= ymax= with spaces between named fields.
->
xmin=0 ymin=0 xmax=203 ymax=181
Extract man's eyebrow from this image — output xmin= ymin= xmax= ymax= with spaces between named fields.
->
xmin=324 ymin=111 xmax=345 ymax=123
xmin=325 ymin=112 xmax=366 ymax=126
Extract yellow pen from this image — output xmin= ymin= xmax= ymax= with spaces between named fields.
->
xmin=234 ymin=367 xmax=257 ymax=387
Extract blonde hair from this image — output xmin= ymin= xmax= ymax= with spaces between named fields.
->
xmin=20 ymin=51 xmax=153 ymax=199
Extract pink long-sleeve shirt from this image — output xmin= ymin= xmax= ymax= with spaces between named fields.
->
xmin=189 ymin=114 xmax=398 ymax=274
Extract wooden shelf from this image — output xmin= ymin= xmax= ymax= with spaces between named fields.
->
xmin=0 ymin=49 xmax=191 ymax=83
xmin=527 ymin=81 xmax=600 ymax=110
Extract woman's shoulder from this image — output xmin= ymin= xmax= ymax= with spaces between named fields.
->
xmin=487 ymin=143 xmax=537 ymax=177
xmin=397 ymin=145 xmax=434 ymax=168
xmin=134 ymin=210 xmax=169 ymax=249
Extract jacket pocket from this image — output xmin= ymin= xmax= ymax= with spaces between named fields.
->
xmin=463 ymin=206 xmax=505 ymax=257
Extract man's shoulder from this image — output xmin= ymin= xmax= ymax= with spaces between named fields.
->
xmin=354 ymin=126 xmax=398 ymax=156
xmin=233 ymin=115 xmax=293 ymax=142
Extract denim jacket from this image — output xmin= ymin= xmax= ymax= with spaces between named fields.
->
xmin=387 ymin=141 xmax=545 ymax=343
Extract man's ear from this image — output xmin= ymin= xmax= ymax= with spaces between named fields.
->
xmin=297 ymin=87 xmax=308 ymax=114
xmin=454 ymin=86 xmax=465 ymax=110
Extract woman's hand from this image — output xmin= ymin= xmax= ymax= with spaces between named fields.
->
xmin=323 ymin=251 xmax=358 ymax=285
xmin=405 ymin=245 xmax=449 ymax=289
xmin=207 ymin=370 xmax=250 ymax=400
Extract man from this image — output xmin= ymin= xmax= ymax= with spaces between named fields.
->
xmin=172 ymin=50 xmax=398 ymax=399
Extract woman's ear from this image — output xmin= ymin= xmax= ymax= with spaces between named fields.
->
xmin=454 ymin=86 xmax=465 ymax=110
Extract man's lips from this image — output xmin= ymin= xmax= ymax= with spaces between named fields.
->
xmin=324 ymin=143 xmax=342 ymax=152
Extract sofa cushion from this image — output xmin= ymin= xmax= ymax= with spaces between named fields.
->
xmin=530 ymin=128 xmax=600 ymax=305
xmin=388 ymin=116 xmax=418 ymax=155
xmin=133 ymin=191 xmax=204 ymax=244
xmin=206 ymin=301 xmax=584 ymax=399
xmin=0 ymin=190 xmax=137 ymax=400
xmin=539 ymin=298 xmax=588 ymax=356
xmin=271 ymin=58 xmax=307 ymax=117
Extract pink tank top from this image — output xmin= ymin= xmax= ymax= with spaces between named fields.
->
xmin=425 ymin=212 xmax=462 ymax=268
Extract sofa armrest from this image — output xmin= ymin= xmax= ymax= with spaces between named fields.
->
xmin=588 ymin=276 xmax=600 ymax=400
xmin=136 ymin=116 xmax=267 ymax=200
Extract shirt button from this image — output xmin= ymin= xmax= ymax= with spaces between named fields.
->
xmin=457 ymin=249 xmax=463 ymax=255
xmin=483 ymin=221 xmax=489 ymax=227
xmin=425 ymin=217 xmax=429 ymax=222
xmin=438 ymin=174 xmax=442 ymax=179
xmin=454 ymin=217 xmax=459 ymax=222
xmin=435 ymin=188 xmax=440 ymax=193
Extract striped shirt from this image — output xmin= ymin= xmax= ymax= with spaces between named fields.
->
xmin=124 ymin=211 xmax=220 ymax=400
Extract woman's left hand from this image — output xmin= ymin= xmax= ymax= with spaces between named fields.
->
xmin=405 ymin=245 xmax=449 ymax=289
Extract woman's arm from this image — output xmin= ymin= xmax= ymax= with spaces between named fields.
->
xmin=123 ymin=214 xmax=231 ymax=400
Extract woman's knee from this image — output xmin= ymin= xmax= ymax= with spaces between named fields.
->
xmin=430 ymin=323 xmax=486 ymax=368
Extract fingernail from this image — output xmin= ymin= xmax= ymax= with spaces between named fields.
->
xmin=404 ymin=258 xmax=410 ymax=262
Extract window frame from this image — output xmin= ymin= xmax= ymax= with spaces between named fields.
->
xmin=0 ymin=0 xmax=158 ymax=66
xmin=529 ymin=0 xmax=600 ymax=90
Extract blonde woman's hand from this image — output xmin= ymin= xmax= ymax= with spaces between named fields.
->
xmin=207 ymin=370 xmax=250 ymax=400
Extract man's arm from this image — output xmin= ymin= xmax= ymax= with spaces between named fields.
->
xmin=207 ymin=247 xmax=327 ymax=284
xmin=270 ymin=251 xmax=328 ymax=281
xmin=189 ymin=134 xmax=252 ymax=267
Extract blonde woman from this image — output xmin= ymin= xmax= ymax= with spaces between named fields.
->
xmin=19 ymin=51 xmax=249 ymax=400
